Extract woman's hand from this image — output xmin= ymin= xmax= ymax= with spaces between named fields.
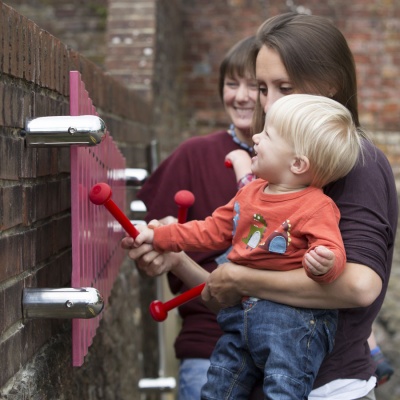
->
xmin=122 ymin=238 xmax=181 ymax=277
xmin=202 ymin=262 xmax=244 ymax=307
xmin=121 ymin=217 xmax=210 ymax=291
xmin=121 ymin=218 xmax=180 ymax=277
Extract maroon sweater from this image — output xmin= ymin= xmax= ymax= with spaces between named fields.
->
xmin=138 ymin=134 xmax=398 ymax=389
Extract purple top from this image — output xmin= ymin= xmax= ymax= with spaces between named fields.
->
xmin=315 ymin=139 xmax=397 ymax=387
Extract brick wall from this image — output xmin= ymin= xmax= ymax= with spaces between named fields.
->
xmin=105 ymin=0 xmax=156 ymax=101
xmin=107 ymin=0 xmax=400 ymax=163
xmin=3 ymin=0 xmax=108 ymax=66
xmin=105 ymin=0 xmax=185 ymax=160
xmin=0 ymin=2 xmax=156 ymax=399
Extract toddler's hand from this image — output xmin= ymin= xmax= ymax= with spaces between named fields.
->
xmin=134 ymin=223 xmax=155 ymax=246
xmin=225 ymin=149 xmax=252 ymax=167
xmin=303 ymin=246 xmax=335 ymax=276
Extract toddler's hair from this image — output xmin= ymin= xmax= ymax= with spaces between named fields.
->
xmin=266 ymin=94 xmax=364 ymax=188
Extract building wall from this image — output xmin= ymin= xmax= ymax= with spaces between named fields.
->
xmin=108 ymin=0 xmax=400 ymax=166
xmin=2 ymin=0 xmax=108 ymax=66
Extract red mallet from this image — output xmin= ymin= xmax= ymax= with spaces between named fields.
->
xmin=89 ymin=182 xmax=140 ymax=239
xmin=224 ymin=159 xmax=233 ymax=169
xmin=149 ymin=188 xmax=198 ymax=322
xmin=174 ymin=190 xmax=195 ymax=223
xmin=150 ymin=283 xmax=206 ymax=322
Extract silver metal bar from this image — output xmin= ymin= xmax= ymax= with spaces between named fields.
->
xmin=22 ymin=115 xmax=106 ymax=147
xmin=125 ymin=168 xmax=148 ymax=187
xmin=22 ymin=287 xmax=104 ymax=319
xmin=137 ymin=278 xmax=177 ymax=394
xmin=130 ymin=200 xmax=147 ymax=213
xmin=138 ymin=377 xmax=176 ymax=392
xmin=147 ymin=139 xmax=159 ymax=173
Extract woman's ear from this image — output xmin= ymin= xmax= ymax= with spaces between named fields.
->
xmin=290 ymin=156 xmax=310 ymax=175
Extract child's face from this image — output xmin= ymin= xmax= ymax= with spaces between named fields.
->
xmin=223 ymin=72 xmax=258 ymax=134
xmin=251 ymin=123 xmax=295 ymax=182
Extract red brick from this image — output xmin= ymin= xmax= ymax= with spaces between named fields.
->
xmin=0 ymin=280 xmax=24 ymax=336
xmin=0 ymin=230 xmax=32 ymax=282
xmin=0 ymin=328 xmax=22 ymax=387
xmin=0 ymin=184 xmax=24 ymax=230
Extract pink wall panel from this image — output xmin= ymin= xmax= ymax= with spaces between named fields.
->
xmin=69 ymin=71 xmax=126 ymax=366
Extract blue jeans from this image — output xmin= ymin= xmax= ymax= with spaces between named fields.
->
xmin=201 ymin=298 xmax=338 ymax=400
xmin=178 ymin=358 xmax=211 ymax=400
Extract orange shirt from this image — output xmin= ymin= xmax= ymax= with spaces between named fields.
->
xmin=154 ymin=179 xmax=346 ymax=283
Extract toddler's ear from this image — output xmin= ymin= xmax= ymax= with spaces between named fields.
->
xmin=290 ymin=156 xmax=310 ymax=175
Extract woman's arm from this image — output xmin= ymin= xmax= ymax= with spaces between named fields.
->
xmin=123 ymin=233 xmax=382 ymax=311
xmin=202 ymin=261 xmax=382 ymax=309
xmin=122 ymin=224 xmax=382 ymax=311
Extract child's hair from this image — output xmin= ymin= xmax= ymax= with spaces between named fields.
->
xmin=218 ymin=35 xmax=257 ymax=101
xmin=266 ymin=94 xmax=364 ymax=188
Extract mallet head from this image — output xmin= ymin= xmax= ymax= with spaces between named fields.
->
xmin=89 ymin=182 xmax=112 ymax=205
xmin=149 ymin=300 xmax=168 ymax=322
xmin=174 ymin=190 xmax=195 ymax=208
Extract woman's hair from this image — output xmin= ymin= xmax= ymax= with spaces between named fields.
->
xmin=251 ymin=12 xmax=359 ymax=132
xmin=218 ymin=35 xmax=257 ymax=101
xmin=267 ymin=94 xmax=363 ymax=188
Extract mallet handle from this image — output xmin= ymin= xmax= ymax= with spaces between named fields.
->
xmin=165 ymin=283 xmax=205 ymax=310
xmin=149 ymin=283 xmax=206 ymax=322
xmin=89 ymin=182 xmax=140 ymax=238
